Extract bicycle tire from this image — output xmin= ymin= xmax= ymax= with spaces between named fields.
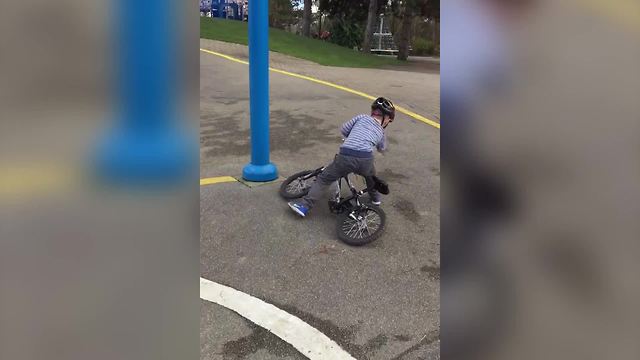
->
xmin=279 ymin=170 xmax=316 ymax=199
xmin=336 ymin=205 xmax=386 ymax=246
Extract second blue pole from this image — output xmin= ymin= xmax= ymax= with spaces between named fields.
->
xmin=242 ymin=0 xmax=278 ymax=182
xmin=218 ymin=0 xmax=226 ymax=18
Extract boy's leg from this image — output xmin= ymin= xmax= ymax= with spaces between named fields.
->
xmin=301 ymin=155 xmax=353 ymax=208
xmin=359 ymin=159 xmax=382 ymax=204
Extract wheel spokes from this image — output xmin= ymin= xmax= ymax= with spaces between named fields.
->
xmin=342 ymin=208 xmax=382 ymax=240
xmin=287 ymin=177 xmax=311 ymax=195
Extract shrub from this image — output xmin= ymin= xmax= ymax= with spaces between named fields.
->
xmin=327 ymin=17 xmax=364 ymax=50
xmin=412 ymin=37 xmax=436 ymax=56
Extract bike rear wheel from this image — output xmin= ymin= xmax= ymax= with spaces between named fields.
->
xmin=336 ymin=205 xmax=386 ymax=246
xmin=279 ymin=170 xmax=316 ymax=199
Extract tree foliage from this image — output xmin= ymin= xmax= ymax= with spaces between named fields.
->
xmin=318 ymin=0 xmax=390 ymax=48
xmin=393 ymin=0 xmax=439 ymax=59
xmin=330 ymin=17 xmax=366 ymax=49
xmin=388 ymin=0 xmax=438 ymax=17
xmin=318 ymin=0 xmax=370 ymax=22
xmin=269 ymin=0 xmax=297 ymax=29
xmin=285 ymin=0 xmax=439 ymax=55
xmin=424 ymin=0 xmax=440 ymax=20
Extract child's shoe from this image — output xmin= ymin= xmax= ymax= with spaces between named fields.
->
xmin=288 ymin=202 xmax=309 ymax=217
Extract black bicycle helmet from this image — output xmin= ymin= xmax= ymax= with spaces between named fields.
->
xmin=372 ymin=97 xmax=396 ymax=120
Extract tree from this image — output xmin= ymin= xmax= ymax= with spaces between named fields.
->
xmin=395 ymin=0 xmax=439 ymax=60
xmin=318 ymin=0 xmax=372 ymax=48
xmin=319 ymin=0 xmax=369 ymax=21
xmin=423 ymin=0 xmax=440 ymax=51
xmin=362 ymin=0 xmax=379 ymax=53
xmin=396 ymin=2 xmax=414 ymax=60
xmin=420 ymin=0 xmax=439 ymax=21
xmin=302 ymin=0 xmax=313 ymax=37
xmin=269 ymin=0 xmax=296 ymax=29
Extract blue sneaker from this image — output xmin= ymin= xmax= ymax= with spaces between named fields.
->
xmin=288 ymin=202 xmax=309 ymax=217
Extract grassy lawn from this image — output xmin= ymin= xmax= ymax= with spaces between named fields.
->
xmin=200 ymin=17 xmax=404 ymax=68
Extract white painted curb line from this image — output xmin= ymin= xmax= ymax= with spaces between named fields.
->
xmin=200 ymin=277 xmax=357 ymax=360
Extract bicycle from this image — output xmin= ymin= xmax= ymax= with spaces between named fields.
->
xmin=280 ymin=167 xmax=389 ymax=246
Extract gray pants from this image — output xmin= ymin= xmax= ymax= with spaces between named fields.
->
xmin=301 ymin=154 xmax=380 ymax=208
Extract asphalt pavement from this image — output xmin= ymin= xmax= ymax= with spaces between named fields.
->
xmin=200 ymin=40 xmax=440 ymax=360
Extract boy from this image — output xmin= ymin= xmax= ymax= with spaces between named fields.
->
xmin=288 ymin=97 xmax=396 ymax=217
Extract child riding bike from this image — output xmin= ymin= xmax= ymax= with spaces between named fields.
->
xmin=288 ymin=97 xmax=396 ymax=217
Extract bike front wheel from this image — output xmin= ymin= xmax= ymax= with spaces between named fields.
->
xmin=279 ymin=170 xmax=316 ymax=199
xmin=336 ymin=205 xmax=386 ymax=246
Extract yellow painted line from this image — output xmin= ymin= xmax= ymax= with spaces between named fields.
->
xmin=1 ymin=164 xmax=237 ymax=196
xmin=200 ymin=176 xmax=238 ymax=186
xmin=394 ymin=105 xmax=440 ymax=129
xmin=0 ymin=166 xmax=72 ymax=195
xmin=200 ymin=48 xmax=249 ymax=65
xmin=200 ymin=48 xmax=440 ymax=129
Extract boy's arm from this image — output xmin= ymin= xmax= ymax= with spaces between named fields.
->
xmin=377 ymin=133 xmax=388 ymax=153
xmin=340 ymin=116 xmax=359 ymax=137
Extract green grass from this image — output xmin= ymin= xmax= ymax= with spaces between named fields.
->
xmin=200 ymin=17 xmax=404 ymax=68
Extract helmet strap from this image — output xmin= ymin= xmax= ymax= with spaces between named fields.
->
xmin=382 ymin=115 xmax=390 ymax=129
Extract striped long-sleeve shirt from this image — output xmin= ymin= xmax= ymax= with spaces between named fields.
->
xmin=340 ymin=114 xmax=386 ymax=157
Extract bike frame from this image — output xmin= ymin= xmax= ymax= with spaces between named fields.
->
xmin=300 ymin=166 xmax=372 ymax=212
xmin=335 ymin=174 xmax=368 ymax=205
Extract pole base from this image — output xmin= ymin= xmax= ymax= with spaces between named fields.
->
xmin=242 ymin=163 xmax=278 ymax=182
xmin=94 ymin=128 xmax=195 ymax=186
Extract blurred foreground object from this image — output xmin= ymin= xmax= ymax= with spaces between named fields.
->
xmin=0 ymin=1 xmax=199 ymax=359
xmin=442 ymin=0 xmax=640 ymax=359
xmin=94 ymin=0 xmax=195 ymax=185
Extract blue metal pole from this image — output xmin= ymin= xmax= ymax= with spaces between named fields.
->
xmin=95 ymin=0 xmax=193 ymax=185
xmin=242 ymin=0 xmax=278 ymax=182
xmin=218 ymin=0 xmax=226 ymax=18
